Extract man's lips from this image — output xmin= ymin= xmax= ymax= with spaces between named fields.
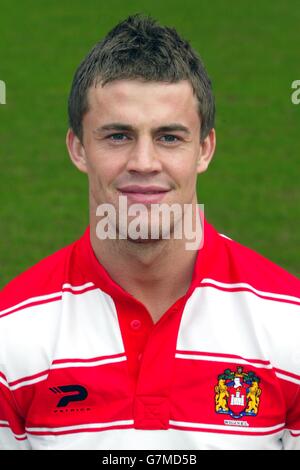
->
xmin=117 ymin=185 xmax=171 ymax=203
xmin=118 ymin=185 xmax=170 ymax=193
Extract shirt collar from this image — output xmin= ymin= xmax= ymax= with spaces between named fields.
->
xmin=77 ymin=212 xmax=219 ymax=304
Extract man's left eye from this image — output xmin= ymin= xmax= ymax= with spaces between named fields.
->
xmin=109 ymin=133 xmax=128 ymax=141
xmin=160 ymin=135 xmax=179 ymax=143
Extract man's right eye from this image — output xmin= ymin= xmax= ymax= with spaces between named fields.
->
xmin=107 ymin=133 xmax=129 ymax=142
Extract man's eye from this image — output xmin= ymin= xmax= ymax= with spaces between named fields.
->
xmin=108 ymin=133 xmax=129 ymax=141
xmin=160 ymin=135 xmax=179 ymax=143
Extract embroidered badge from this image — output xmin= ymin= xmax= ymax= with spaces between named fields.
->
xmin=214 ymin=366 xmax=262 ymax=418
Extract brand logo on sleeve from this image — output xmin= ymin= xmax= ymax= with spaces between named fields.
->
xmin=214 ymin=367 xmax=262 ymax=419
xmin=49 ymin=385 xmax=90 ymax=412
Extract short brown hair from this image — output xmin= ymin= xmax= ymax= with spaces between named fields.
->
xmin=68 ymin=13 xmax=215 ymax=143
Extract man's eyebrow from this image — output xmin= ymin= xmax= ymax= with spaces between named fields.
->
xmin=93 ymin=123 xmax=191 ymax=135
xmin=93 ymin=123 xmax=135 ymax=134
xmin=154 ymin=124 xmax=191 ymax=135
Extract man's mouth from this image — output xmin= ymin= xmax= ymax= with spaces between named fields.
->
xmin=117 ymin=185 xmax=171 ymax=203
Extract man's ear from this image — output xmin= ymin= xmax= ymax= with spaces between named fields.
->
xmin=66 ymin=128 xmax=88 ymax=174
xmin=196 ymin=128 xmax=216 ymax=174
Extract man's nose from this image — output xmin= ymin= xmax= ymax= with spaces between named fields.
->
xmin=125 ymin=137 xmax=162 ymax=173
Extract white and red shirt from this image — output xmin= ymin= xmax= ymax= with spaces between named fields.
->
xmin=0 ymin=217 xmax=300 ymax=450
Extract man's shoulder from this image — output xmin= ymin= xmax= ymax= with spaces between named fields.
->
xmin=213 ymin=227 xmax=300 ymax=300
xmin=0 ymin=235 xmax=84 ymax=316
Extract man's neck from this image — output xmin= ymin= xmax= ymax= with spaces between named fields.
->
xmin=89 ymin=204 xmax=202 ymax=323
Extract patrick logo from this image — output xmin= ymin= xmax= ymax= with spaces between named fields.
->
xmin=214 ymin=367 xmax=262 ymax=419
xmin=49 ymin=385 xmax=88 ymax=407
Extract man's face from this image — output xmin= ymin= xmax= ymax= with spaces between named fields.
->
xmin=67 ymin=79 xmax=215 ymax=241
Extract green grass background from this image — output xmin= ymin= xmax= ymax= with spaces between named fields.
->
xmin=0 ymin=0 xmax=299 ymax=287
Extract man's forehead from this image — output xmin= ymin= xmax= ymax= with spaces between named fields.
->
xmin=86 ymin=79 xmax=199 ymax=126
xmin=89 ymin=78 xmax=195 ymax=100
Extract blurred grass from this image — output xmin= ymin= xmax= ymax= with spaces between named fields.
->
xmin=0 ymin=0 xmax=299 ymax=287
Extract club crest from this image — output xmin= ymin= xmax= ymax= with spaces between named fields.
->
xmin=214 ymin=366 xmax=262 ymax=418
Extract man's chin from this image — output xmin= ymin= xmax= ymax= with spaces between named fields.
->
xmin=117 ymin=225 xmax=174 ymax=243
xmin=126 ymin=236 xmax=162 ymax=244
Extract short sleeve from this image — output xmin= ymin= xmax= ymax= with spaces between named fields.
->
xmin=282 ymin=385 xmax=300 ymax=450
xmin=0 ymin=372 xmax=31 ymax=450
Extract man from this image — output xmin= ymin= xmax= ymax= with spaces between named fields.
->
xmin=0 ymin=14 xmax=299 ymax=450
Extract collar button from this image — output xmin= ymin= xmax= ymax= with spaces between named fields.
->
xmin=130 ymin=319 xmax=141 ymax=330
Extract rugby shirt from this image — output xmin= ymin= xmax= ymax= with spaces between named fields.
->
xmin=0 ymin=217 xmax=300 ymax=450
